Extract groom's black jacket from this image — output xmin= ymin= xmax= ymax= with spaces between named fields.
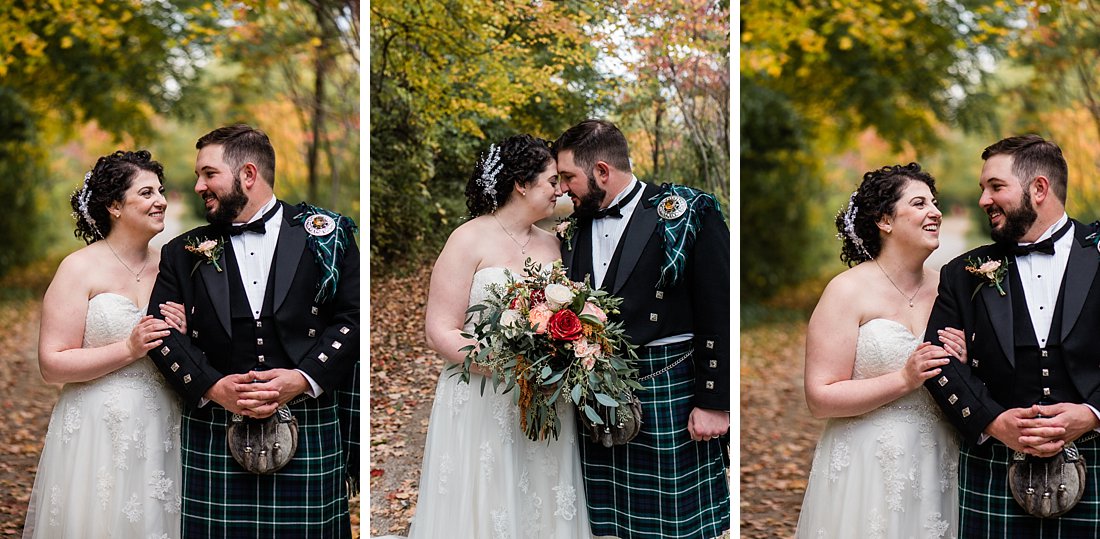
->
xmin=925 ymin=219 xmax=1100 ymax=444
xmin=147 ymin=200 xmax=360 ymax=408
xmin=561 ymin=182 xmax=729 ymax=410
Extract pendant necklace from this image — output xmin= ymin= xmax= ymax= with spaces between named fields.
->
xmin=493 ymin=214 xmax=533 ymax=254
xmin=875 ymin=259 xmax=923 ymax=308
xmin=105 ymin=239 xmax=148 ymax=282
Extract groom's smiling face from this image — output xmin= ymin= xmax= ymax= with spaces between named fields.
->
xmin=195 ymin=144 xmax=249 ymax=224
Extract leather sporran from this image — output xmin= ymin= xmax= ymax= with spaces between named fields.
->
xmin=1008 ymin=442 xmax=1086 ymax=518
xmin=227 ymin=405 xmax=298 ymax=474
xmin=583 ymin=391 xmax=643 ymax=448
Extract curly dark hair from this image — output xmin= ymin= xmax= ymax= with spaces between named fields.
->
xmin=465 ymin=134 xmax=554 ymax=217
xmin=835 ymin=162 xmax=938 ymax=267
xmin=70 ymin=150 xmax=165 ymax=244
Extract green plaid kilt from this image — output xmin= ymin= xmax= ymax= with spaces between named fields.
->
xmin=960 ymin=436 xmax=1100 ymax=537
xmin=579 ymin=341 xmax=731 ymax=539
xmin=180 ymin=394 xmax=351 ymax=539
xmin=334 ymin=359 xmax=360 ymax=495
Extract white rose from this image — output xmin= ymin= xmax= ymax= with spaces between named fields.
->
xmin=499 ymin=309 xmax=523 ymax=327
xmin=544 ymin=283 xmax=574 ymax=311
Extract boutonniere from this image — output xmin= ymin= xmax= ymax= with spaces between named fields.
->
xmin=554 ymin=217 xmax=577 ymax=250
xmin=965 ymin=256 xmax=1010 ymax=298
xmin=185 ymin=236 xmax=225 ymax=273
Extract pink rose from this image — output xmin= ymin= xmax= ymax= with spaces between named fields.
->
xmin=580 ymin=302 xmax=607 ymax=324
xmin=528 ymin=304 xmax=553 ymax=334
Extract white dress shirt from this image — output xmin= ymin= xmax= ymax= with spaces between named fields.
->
xmin=230 ymin=196 xmax=321 ymax=398
xmin=592 ymin=178 xmax=643 ymax=289
xmin=590 ymin=178 xmax=689 ymax=347
xmin=1014 ymin=213 xmax=1072 ymax=348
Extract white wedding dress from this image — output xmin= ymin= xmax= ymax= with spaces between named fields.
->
xmin=796 ymin=318 xmax=960 ymax=539
xmin=401 ymin=267 xmax=590 ymax=538
xmin=23 ymin=293 xmax=182 ymax=539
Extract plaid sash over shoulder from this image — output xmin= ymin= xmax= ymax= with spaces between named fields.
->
xmin=579 ymin=342 xmax=730 ymax=539
xmin=291 ymin=203 xmax=358 ymax=303
xmin=646 ymin=184 xmax=722 ymax=288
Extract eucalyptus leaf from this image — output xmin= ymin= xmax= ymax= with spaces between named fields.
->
xmin=594 ymin=392 xmax=620 ymax=407
xmin=583 ymin=404 xmax=604 ymax=425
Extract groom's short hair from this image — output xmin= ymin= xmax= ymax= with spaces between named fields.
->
xmin=196 ymin=124 xmax=277 ymax=188
xmin=981 ymin=134 xmax=1067 ymax=203
xmin=552 ymin=119 xmax=632 ymax=175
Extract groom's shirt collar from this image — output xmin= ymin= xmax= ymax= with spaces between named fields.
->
xmin=1020 ymin=213 xmax=1070 ymax=246
xmin=240 ymin=196 xmax=279 ymax=225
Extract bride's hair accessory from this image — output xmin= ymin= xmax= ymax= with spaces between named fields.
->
xmin=76 ymin=171 xmax=104 ymax=239
xmin=836 ymin=190 xmax=869 ymax=259
xmin=476 ymin=143 xmax=503 ymax=211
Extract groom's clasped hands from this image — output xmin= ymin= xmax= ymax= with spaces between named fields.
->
xmin=204 ymin=369 xmax=310 ymax=418
xmin=987 ymin=403 xmax=1100 ymax=457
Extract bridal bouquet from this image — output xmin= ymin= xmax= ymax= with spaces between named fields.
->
xmin=457 ymin=258 xmax=642 ymax=442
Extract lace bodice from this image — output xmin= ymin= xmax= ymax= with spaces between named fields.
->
xmin=465 ymin=267 xmax=511 ymax=332
xmin=82 ymin=293 xmax=163 ymax=381
xmin=852 ymin=318 xmax=939 ymax=412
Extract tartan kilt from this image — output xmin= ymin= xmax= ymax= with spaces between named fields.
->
xmin=960 ymin=436 xmax=1100 ymax=537
xmin=579 ymin=341 xmax=731 ymax=539
xmin=180 ymin=393 xmax=351 ymax=539
xmin=334 ymin=359 xmax=360 ymax=495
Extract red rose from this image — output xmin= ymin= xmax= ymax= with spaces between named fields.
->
xmin=547 ymin=309 xmax=583 ymax=341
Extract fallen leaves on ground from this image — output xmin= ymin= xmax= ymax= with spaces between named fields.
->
xmin=368 ymin=262 xmax=438 ymax=536
xmin=740 ymin=320 xmax=822 ymax=539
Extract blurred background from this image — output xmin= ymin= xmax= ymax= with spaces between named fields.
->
xmin=367 ymin=1 xmax=730 ymax=535
xmin=0 ymin=1 xmax=360 ymax=534
xmin=740 ymin=2 xmax=1100 ymax=536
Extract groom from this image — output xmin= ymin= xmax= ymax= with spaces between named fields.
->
xmin=926 ymin=135 xmax=1100 ymax=536
xmin=147 ymin=124 xmax=360 ymax=537
xmin=553 ymin=119 xmax=730 ymax=539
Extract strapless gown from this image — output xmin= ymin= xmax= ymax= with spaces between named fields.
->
xmin=23 ymin=293 xmax=182 ymax=538
xmin=403 ymin=267 xmax=590 ymax=538
xmin=796 ymin=318 xmax=960 ymax=539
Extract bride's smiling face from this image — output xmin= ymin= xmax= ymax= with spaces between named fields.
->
xmin=111 ymin=170 xmax=167 ymax=235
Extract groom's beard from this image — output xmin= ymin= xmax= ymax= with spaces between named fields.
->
xmin=205 ymin=173 xmax=249 ymax=225
xmin=990 ymin=191 xmax=1038 ymax=243
xmin=570 ymin=173 xmax=607 ymax=219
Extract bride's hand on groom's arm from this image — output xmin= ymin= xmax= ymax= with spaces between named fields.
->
xmin=158 ymin=302 xmax=187 ymax=334
xmin=126 ymin=315 xmax=172 ymax=360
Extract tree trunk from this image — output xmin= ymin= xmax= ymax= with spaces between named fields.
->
xmin=307 ymin=1 xmax=329 ymax=204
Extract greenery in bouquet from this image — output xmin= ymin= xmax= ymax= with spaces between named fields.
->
xmin=455 ymin=258 xmax=642 ymax=442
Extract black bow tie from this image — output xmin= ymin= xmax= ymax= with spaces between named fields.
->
xmin=593 ymin=182 xmax=642 ymax=220
xmin=227 ymin=204 xmax=279 ymax=236
xmin=1010 ymin=220 xmax=1072 ymax=257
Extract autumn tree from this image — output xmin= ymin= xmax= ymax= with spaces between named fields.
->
xmin=740 ymin=0 xmax=1011 ymax=299
xmin=369 ymin=0 xmax=610 ymax=269
xmin=0 ymin=0 xmax=219 ymax=275
xmin=611 ymin=0 xmax=730 ymax=202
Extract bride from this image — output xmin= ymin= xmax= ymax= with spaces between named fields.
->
xmin=23 ymin=150 xmax=187 ymax=538
xmin=399 ymin=134 xmax=589 ymax=538
xmin=796 ymin=163 xmax=968 ymax=538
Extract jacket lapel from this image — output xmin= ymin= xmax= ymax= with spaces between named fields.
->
xmin=980 ymin=246 xmax=1015 ymax=366
xmin=1061 ymin=219 xmax=1097 ymax=341
xmin=611 ymin=183 xmax=659 ymax=295
xmin=272 ymin=201 xmax=306 ymax=312
xmin=561 ymin=219 xmax=578 ymax=278
xmin=199 ymin=242 xmax=232 ymax=337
